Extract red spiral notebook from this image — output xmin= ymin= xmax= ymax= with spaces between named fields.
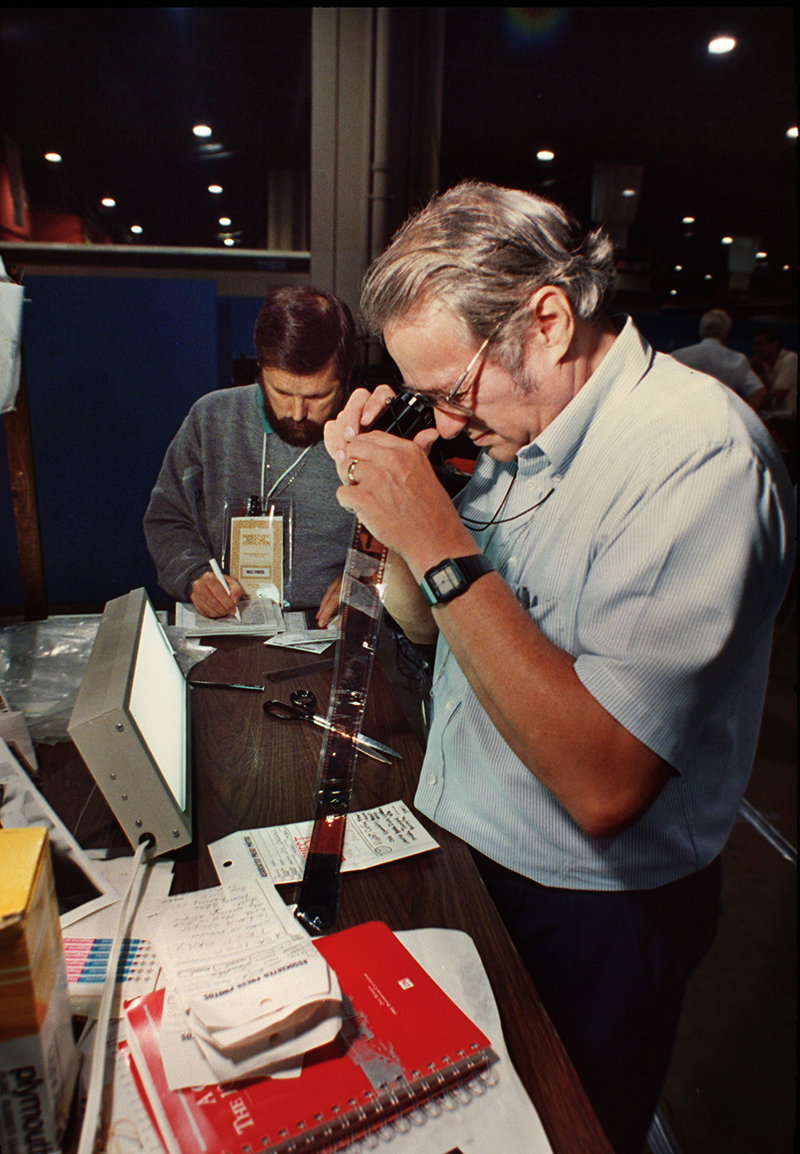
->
xmin=124 ymin=920 xmax=494 ymax=1154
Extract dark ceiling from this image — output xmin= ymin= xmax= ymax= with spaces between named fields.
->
xmin=1 ymin=7 xmax=796 ymax=305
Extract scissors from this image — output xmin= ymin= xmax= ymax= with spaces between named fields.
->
xmin=263 ymin=689 xmax=401 ymax=764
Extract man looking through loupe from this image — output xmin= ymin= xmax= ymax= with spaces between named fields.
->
xmin=323 ymin=181 xmax=794 ymax=1154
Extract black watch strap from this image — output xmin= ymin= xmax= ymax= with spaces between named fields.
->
xmin=419 ymin=554 xmax=494 ymax=606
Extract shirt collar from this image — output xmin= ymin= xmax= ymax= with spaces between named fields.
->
xmin=257 ymin=385 xmax=275 ymax=434
xmin=520 ymin=315 xmax=654 ymax=475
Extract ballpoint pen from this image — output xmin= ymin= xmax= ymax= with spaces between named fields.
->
xmin=209 ymin=557 xmax=241 ymax=622
xmin=188 ymin=681 xmax=401 ymax=762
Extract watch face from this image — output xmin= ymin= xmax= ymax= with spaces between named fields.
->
xmin=431 ymin=562 xmax=464 ymax=598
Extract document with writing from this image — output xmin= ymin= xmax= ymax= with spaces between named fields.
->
xmin=175 ymin=597 xmax=285 ymax=637
xmin=142 ymin=882 xmax=342 ymax=1088
xmin=208 ymin=800 xmax=440 ymax=888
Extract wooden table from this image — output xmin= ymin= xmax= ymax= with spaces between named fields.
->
xmin=37 ymin=635 xmax=612 ymax=1154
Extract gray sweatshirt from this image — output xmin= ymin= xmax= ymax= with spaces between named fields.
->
xmin=143 ymin=385 xmax=354 ymax=608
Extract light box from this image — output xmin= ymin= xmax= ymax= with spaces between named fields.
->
xmin=68 ymin=588 xmax=192 ymax=858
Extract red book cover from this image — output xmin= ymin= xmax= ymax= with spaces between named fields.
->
xmin=124 ymin=921 xmax=493 ymax=1154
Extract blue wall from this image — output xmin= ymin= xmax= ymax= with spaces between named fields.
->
xmin=1 ymin=276 xmax=228 ymax=607
xmin=216 ymin=296 xmax=264 ymax=386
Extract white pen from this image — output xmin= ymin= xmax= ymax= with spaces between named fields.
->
xmin=209 ymin=557 xmax=242 ymax=622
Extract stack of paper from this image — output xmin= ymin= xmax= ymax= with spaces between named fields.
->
xmin=145 ymin=882 xmax=342 ymax=1089
xmin=175 ymin=597 xmax=285 ymax=637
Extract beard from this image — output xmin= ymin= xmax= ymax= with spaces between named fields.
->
xmin=262 ymin=393 xmax=326 ymax=447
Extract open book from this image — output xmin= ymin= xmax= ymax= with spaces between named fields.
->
xmin=124 ymin=921 xmax=494 ymax=1154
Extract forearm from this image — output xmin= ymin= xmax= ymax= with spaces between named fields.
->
xmin=144 ymin=506 xmax=212 ymax=601
xmin=382 ymin=552 xmax=438 ymax=645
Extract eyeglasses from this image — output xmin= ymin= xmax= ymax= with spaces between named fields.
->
xmin=400 ymin=337 xmax=490 ymax=418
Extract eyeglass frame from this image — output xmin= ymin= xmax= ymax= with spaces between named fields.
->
xmin=397 ymin=336 xmax=491 ymax=418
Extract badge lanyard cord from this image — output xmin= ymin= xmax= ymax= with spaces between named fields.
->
xmin=260 ymin=432 xmax=314 ymax=506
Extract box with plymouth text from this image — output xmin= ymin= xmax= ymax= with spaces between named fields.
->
xmin=0 ymin=827 xmax=78 ymax=1154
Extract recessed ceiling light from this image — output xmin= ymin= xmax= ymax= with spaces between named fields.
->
xmin=783 ymin=265 xmax=791 ymax=272
xmin=44 ymin=152 xmax=62 ymax=163
xmin=223 ymin=237 xmax=235 ymax=246
xmin=704 ymin=274 xmax=713 ymax=281
xmin=674 ymin=265 xmax=682 ymax=272
xmin=669 ymin=289 xmax=678 ymax=296
xmin=721 ymin=236 xmax=733 ymax=245
xmin=193 ymin=125 xmax=213 ymax=137
xmin=621 ymin=189 xmax=636 ymax=198
xmin=536 ymin=150 xmax=555 ymax=162
xmin=219 ymin=217 xmax=232 ymax=227
xmin=756 ymin=252 xmax=767 ymax=260
xmin=787 ymin=127 xmax=798 ymax=139
xmin=708 ymin=36 xmax=736 ymax=55
xmin=131 ymin=225 xmax=143 ymax=235
xmin=101 ymin=197 xmax=116 ymax=208
xmin=682 ymin=216 xmax=695 ymax=224
xmin=208 ymin=185 xmax=223 ymax=195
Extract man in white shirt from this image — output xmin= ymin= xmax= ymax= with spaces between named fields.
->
xmin=751 ymin=324 xmax=797 ymax=417
xmin=324 ymin=182 xmax=795 ymax=1154
xmin=671 ymin=309 xmax=766 ymax=408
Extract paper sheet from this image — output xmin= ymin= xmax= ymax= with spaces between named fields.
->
xmin=0 ymin=736 xmax=117 ymax=922
xmin=141 ymin=881 xmax=343 ymax=1088
xmin=175 ymin=597 xmax=285 ymax=637
xmin=0 ymin=688 xmax=38 ymax=772
xmin=391 ymin=928 xmax=554 ymax=1154
xmin=0 ymin=273 xmax=24 ymax=414
xmin=61 ymin=855 xmax=174 ymax=1017
xmin=209 ymin=800 xmax=440 ymax=887
xmin=261 ymin=609 xmax=337 ymax=652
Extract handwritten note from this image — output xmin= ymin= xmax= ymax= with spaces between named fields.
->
xmin=209 ymin=800 xmax=440 ymax=887
xmin=142 ymin=882 xmax=342 ymax=1088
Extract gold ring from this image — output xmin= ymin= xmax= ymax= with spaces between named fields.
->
xmin=347 ymin=458 xmax=359 ymax=484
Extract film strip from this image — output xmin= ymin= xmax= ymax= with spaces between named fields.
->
xmin=294 ymin=393 xmax=434 ymax=935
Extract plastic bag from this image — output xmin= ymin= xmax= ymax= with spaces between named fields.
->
xmin=0 ymin=617 xmax=102 ymax=743
xmin=0 ymin=617 xmax=215 ymax=743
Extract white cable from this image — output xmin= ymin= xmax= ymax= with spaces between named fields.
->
xmin=76 ymin=840 xmax=149 ymax=1154
xmin=265 ymin=442 xmax=313 ymax=500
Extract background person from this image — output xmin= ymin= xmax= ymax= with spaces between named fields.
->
xmin=144 ymin=286 xmax=355 ymax=623
xmin=323 ymin=181 xmax=795 ymax=1154
xmin=750 ymin=324 xmax=797 ymax=417
xmin=671 ymin=309 xmax=766 ymax=409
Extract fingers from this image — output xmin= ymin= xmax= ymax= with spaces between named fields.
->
xmin=324 ymin=386 xmax=397 ymax=480
xmin=191 ymin=570 xmax=243 ymax=618
xmin=316 ymin=575 xmax=343 ymax=628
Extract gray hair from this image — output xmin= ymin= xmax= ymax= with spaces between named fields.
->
xmin=698 ymin=309 xmax=732 ymax=340
xmin=361 ymin=181 xmax=617 ymax=381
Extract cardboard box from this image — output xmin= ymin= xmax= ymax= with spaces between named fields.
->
xmin=0 ymin=827 xmax=78 ymax=1154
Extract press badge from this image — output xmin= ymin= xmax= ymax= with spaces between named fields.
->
xmin=224 ymin=497 xmax=293 ymax=606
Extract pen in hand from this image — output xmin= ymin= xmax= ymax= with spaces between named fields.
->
xmin=209 ymin=557 xmax=242 ymax=622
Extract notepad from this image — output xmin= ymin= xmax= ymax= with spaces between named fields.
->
xmin=124 ymin=921 xmax=495 ymax=1154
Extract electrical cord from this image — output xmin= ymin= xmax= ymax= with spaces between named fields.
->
xmin=76 ymin=839 xmax=150 ymax=1154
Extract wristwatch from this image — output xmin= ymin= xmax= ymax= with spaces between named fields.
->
xmin=419 ymin=554 xmax=495 ymax=606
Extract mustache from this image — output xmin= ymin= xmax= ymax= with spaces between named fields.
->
xmin=271 ymin=415 xmax=325 ymax=446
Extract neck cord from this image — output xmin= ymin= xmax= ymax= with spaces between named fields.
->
xmin=461 ymin=462 xmax=556 ymax=530
xmin=260 ymin=432 xmax=315 ymax=507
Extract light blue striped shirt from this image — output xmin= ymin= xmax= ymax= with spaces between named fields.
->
xmin=415 ymin=318 xmax=795 ymax=890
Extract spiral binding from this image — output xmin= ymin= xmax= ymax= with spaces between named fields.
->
xmin=259 ymin=1050 xmax=496 ymax=1153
